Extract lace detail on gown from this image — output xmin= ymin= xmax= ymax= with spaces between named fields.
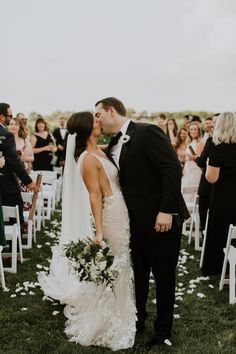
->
xmin=38 ymin=151 xmax=136 ymax=351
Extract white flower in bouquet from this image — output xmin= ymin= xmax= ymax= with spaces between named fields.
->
xmin=64 ymin=237 xmax=118 ymax=292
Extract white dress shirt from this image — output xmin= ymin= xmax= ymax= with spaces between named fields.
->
xmin=111 ymin=119 xmax=131 ymax=169
xmin=60 ymin=127 xmax=67 ymax=140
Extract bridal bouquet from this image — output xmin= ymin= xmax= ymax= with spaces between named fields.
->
xmin=64 ymin=238 xmax=118 ymax=291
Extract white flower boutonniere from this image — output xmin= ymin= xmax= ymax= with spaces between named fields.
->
xmin=120 ymin=134 xmax=130 ymax=145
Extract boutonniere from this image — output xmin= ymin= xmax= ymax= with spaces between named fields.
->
xmin=120 ymin=134 xmax=130 ymax=145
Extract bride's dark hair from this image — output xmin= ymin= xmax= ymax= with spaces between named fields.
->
xmin=67 ymin=112 xmax=94 ymax=161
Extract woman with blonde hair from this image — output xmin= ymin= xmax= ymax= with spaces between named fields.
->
xmin=181 ymin=122 xmax=205 ymax=203
xmin=9 ymin=118 xmax=34 ymax=172
xmin=202 ymin=112 xmax=236 ymax=275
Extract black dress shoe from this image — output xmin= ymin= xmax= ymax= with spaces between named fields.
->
xmin=146 ymin=335 xmax=172 ymax=350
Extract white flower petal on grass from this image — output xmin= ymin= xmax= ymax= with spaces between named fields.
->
xmin=208 ymin=284 xmax=214 ymax=289
xmin=175 ymin=292 xmax=184 ymax=296
xmin=36 ymin=264 xmax=43 ymax=269
xmin=15 ymin=287 xmax=23 ymax=293
xmin=21 ymin=308 xmax=28 ymax=311
xmin=174 ymin=314 xmax=180 ymax=319
xmin=197 ymin=293 xmax=206 ymax=299
xmin=34 ymin=282 xmax=40 ymax=287
xmin=43 ymin=266 xmax=49 ymax=271
xmin=37 ymin=245 xmax=42 ymax=249
xmin=174 ymin=304 xmax=179 ymax=308
xmin=45 ymin=242 xmax=51 ymax=246
xmin=52 ymin=311 xmax=60 ymax=316
xmin=152 ymin=299 xmax=157 ymax=304
xmin=42 ymin=295 xmax=54 ymax=302
xmin=52 ymin=303 xmax=58 ymax=306
xmin=178 ymin=273 xmax=184 ymax=277
xmin=21 ymin=292 xmax=27 ymax=296
xmin=178 ymin=283 xmax=183 ymax=287
xmin=3 ymin=287 xmax=10 ymax=292
xmin=29 ymin=291 xmax=35 ymax=295
xmin=164 ymin=339 xmax=172 ymax=346
xmin=187 ymin=289 xmax=194 ymax=294
xmin=10 ymin=294 xmax=17 ymax=298
xmin=175 ymin=296 xmax=183 ymax=301
xmin=189 ymin=255 xmax=194 ymax=259
xmin=149 ymin=279 xmax=155 ymax=283
xmin=189 ymin=284 xmax=197 ymax=289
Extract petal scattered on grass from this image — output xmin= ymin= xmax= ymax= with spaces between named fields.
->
xmin=52 ymin=311 xmax=59 ymax=316
xmin=21 ymin=308 xmax=28 ymax=311
xmin=197 ymin=293 xmax=206 ymax=299
xmin=10 ymin=294 xmax=17 ymax=298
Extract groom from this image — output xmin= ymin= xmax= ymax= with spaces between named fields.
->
xmin=95 ymin=97 xmax=189 ymax=348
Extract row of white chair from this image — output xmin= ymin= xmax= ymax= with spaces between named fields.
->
xmin=0 ymin=168 xmax=63 ymax=289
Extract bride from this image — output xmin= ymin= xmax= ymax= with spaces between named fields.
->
xmin=38 ymin=112 xmax=136 ymax=351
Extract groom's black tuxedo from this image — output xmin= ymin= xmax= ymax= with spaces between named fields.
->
xmin=107 ymin=121 xmax=189 ymax=340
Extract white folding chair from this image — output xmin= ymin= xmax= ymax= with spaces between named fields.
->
xmin=31 ymin=170 xmax=57 ymax=220
xmin=181 ymin=186 xmax=198 ymax=236
xmin=188 ymin=194 xmax=201 ymax=250
xmin=199 ymin=209 xmax=209 ymax=268
xmin=54 ymin=166 xmax=63 ymax=203
xmin=2 ymin=206 xmax=23 ymax=273
xmin=0 ymin=245 xmax=6 ymax=289
xmin=21 ymin=192 xmax=37 ymax=249
xmin=219 ymin=225 xmax=236 ymax=304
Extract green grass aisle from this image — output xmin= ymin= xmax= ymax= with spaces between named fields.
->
xmin=1 ymin=208 xmax=236 ymax=354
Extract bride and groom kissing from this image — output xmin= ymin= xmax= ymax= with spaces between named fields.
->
xmin=38 ymin=97 xmax=189 ymax=351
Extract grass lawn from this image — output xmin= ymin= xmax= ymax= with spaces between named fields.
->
xmin=1 ymin=208 xmax=236 ymax=354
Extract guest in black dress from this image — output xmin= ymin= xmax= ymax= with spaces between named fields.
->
xmin=202 ymin=112 xmax=236 ymax=276
xmin=30 ymin=117 xmax=57 ymax=171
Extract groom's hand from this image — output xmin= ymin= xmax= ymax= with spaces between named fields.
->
xmin=155 ymin=212 xmax=173 ymax=233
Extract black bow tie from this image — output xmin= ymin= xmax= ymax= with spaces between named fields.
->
xmin=109 ymin=131 xmax=122 ymax=149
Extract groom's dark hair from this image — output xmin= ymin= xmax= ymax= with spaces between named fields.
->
xmin=67 ymin=111 xmax=94 ymax=161
xmin=95 ymin=97 xmax=126 ymax=117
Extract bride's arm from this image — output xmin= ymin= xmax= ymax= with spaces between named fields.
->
xmin=82 ymin=154 xmax=103 ymax=245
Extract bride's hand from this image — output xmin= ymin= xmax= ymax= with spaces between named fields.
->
xmin=94 ymin=232 xmax=103 ymax=246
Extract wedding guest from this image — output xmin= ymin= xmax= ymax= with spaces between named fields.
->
xmin=0 ymin=156 xmax=6 ymax=246
xmin=202 ymin=112 xmax=236 ymax=276
xmin=30 ymin=117 xmax=57 ymax=171
xmin=194 ymin=114 xmax=219 ymax=231
xmin=9 ymin=118 xmax=34 ymax=172
xmin=156 ymin=113 xmax=166 ymax=133
xmin=16 ymin=112 xmax=30 ymax=137
xmin=181 ymin=115 xmax=191 ymax=130
xmin=176 ymin=128 xmax=188 ymax=168
xmin=181 ymin=122 xmax=204 ymax=203
xmin=166 ymin=118 xmax=178 ymax=148
xmin=0 ymin=102 xmax=38 ymax=232
xmin=202 ymin=117 xmax=213 ymax=143
xmin=53 ymin=116 xmax=67 ymax=166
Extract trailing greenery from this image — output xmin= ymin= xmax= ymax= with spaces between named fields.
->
xmin=1 ymin=209 xmax=236 ymax=354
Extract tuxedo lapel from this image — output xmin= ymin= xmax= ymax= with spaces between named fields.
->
xmin=119 ymin=121 xmax=136 ymax=173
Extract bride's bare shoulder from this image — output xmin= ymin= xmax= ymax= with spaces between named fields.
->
xmin=83 ymin=152 xmax=100 ymax=170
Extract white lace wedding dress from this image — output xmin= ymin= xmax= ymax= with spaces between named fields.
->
xmin=38 ymin=134 xmax=136 ymax=351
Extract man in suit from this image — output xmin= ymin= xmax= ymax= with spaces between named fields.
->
xmin=95 ymin=97 xmax=189 ymax=348
xmin=0 ymin=103 xmax=38 ymax=231
xmin=53 ymin=116 xmax=67 ymax=167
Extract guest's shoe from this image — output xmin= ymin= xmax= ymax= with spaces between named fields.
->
xmin=146 ymin=335 xmax=172 ymax=350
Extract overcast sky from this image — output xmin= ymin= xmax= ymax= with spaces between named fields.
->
xmin=1 ymin=0 xmax=236 ymax=114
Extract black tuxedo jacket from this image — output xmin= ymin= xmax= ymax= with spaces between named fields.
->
xmin=53 ymin=127 xmax=67 ymax=146
xmin=107 ymin=121 xmax=189 ymax=234
xmin=0 ymin=124 xmax=32 ymax=194
xmin=196 ymin=137 xmax=213 ymax=197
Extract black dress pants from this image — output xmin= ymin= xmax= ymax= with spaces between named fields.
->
xmin=129 ymin=213 xmax=182 ymax=339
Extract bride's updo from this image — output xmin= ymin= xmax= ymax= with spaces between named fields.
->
xmin=67 ymin=112 xmax=94 ymax=161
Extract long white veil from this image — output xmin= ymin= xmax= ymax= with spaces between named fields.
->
xmin=60 ymin=133 xmax=94 ymax=245
xmin=38 ymin=134 xmax=94 ymax=302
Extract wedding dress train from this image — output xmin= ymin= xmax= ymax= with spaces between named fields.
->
xmin=38 ymin=134 xmax=136 ymax=351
